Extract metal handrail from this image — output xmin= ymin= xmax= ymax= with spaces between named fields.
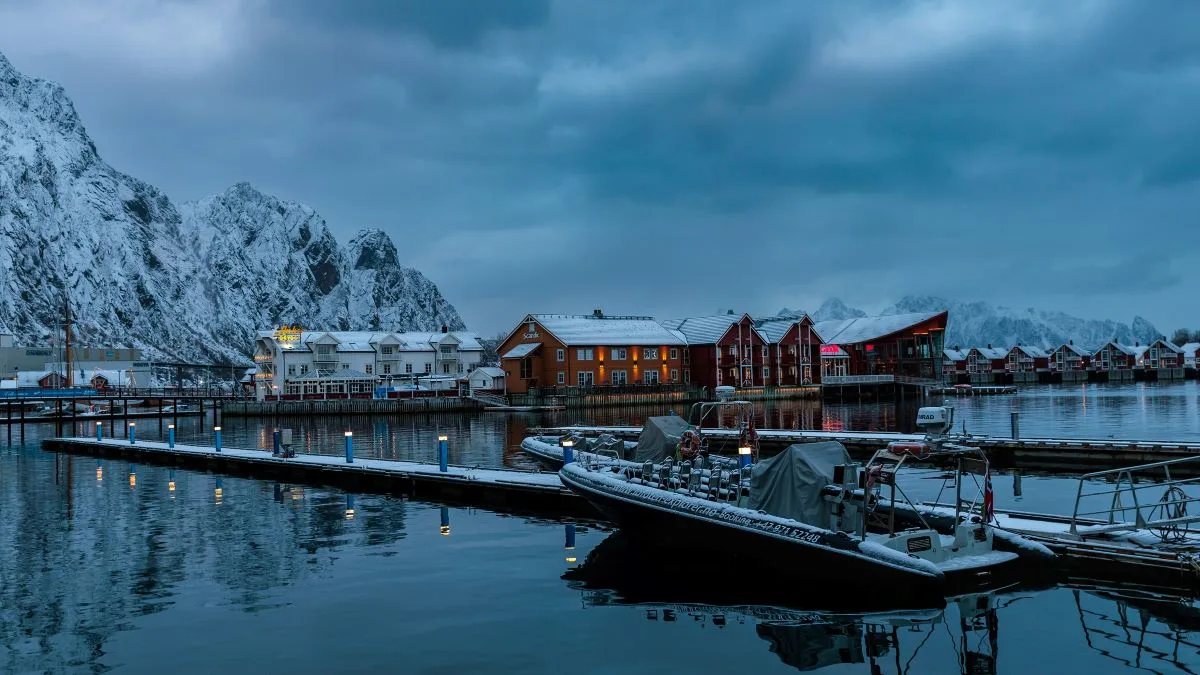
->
xmin=1070 ymin=454 xmax=1200 ymax=537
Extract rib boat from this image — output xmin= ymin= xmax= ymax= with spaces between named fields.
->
xmin=558 ymin=406 xmax=1054 ymax=600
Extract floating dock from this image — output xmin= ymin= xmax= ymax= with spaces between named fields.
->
xmin=43 ymin=436 xmax=587 ymax=514
xmin=936 ymin=385 xmax=1017 ymax=396
xmin=538 ymin=425 xmax=1200 ymax=472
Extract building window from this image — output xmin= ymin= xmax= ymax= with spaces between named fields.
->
xmin=425 ymin=363 xmax=432 ymax=373
xmin=440 ymin=345 xmax=453 ymax=354
xmin=287 ymin=365 xmax=296 ymax=376
xmin=557 ymin=371 xmax=565 ymax=384
xmin=643 ymin=348 xmax=659 ymax=360
xmin=382 ymin=364 xmax=391 ymax=375
xmin=576 ymin=348 xmax=594 ymax=360
xmin=443 ymin=363 xmax=451 ymax=374
xmin=405 ymin=363 xmax=413 ymax=373
xmin=644 ymin=370 xmax=660 ymax=384
xmin=762 ymin=346 xmax=768 ymax=358
xmin=610 ymin=370 xmax=627 ymax=385
xmin=316 ymin=345 xmax=332 ymax=358
xmin=683 ymin=370 xmax=691 ymax=384
xmin=520 ymin=358 xmax=533 ymax=379
xmin=527 ymin=322 xmax=536 ymax=334
xmin=669 ymin=348 xmax=678 ymax=360
xmin=611 ymin=348 xmax=627 ymax=361
xmin=578 ymin=371 xmax=594 ymax=386
xmin=381 ymin=345 xmax=394 ymax=356
xmin=670 ymin=369 xmax=679 ymax=382
xmin=728 ymin=345 xmax=737 ymax=357
xmin=300 ymin=365 xmax=309 ymax=375
xmin=762 ymin=366 xmax=770 ymax=379
xmin=556 ymin=348 xmax=565 ymax=362
xmin=682 ymin=350 xmax=690 ymax=365
xmin=457 ymin=363 xmax=463 ymax=373
xmin=342 ymin=363 xmax=349 ymax=370
xmin=365 ymin=364 xmax=373 ymax=375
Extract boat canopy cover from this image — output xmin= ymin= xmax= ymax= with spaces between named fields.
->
xmin=588 ymin=433 xmax=626 ymax=457
xmin=748 ymin=442 xmax=852 ymax=527
xmin=633 ymin=415 xmax=692 ymax=462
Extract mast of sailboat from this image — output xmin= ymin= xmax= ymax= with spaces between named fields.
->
xmin=64 ymin=297 xmax=73 ymax=388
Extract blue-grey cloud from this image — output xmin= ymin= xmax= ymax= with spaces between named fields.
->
xmin=2 ymin=0 xmax=1199 ymax=334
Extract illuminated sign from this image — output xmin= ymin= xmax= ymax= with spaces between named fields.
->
xmin=819 ymin=345 xmax=843 ymax=355
xmin=274 ymin=325 xmax=304 ymax=344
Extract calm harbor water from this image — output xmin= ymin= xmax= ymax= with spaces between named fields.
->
xmin=4 ymin=381 xmax=1200 ymax=672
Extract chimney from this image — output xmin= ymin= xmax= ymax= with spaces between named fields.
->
xmin=1069 ymin=339 xmax=1073 ymax=345
xmin=593 ymin=308 xmax=603 ymax=318
xmin=987 ymin=343 xmax=992 ymax=349
xmin=441 ymin=325 xmax=448 ymax=334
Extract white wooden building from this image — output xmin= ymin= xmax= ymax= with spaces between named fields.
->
xmin=467 ymin=367 xmax=506 ymax=393
xmin=253 ymin=328 xmax=484 ymax=400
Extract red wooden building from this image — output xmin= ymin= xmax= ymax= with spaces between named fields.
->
xmin=1006 ymin=345 xmax=1050 ymax=373
xmin=1049 ymin=342 xmax=1090 ymax=372
xmin=660 ymin=313 xmax=769 ymax=389
xmin=813 ymin=311 xmax=948 ymax=380
xmin=942 ymin=348 xmax=969 ymax=382
xmin=1092 ymin=342 xmax=1143 ymax=371
xmin=1147 ymin=339 xmax=1184 ymax=369
xmin=754 ymin=314 xmax=823 ymax=386
xmin=967 ymin=346 xmax=1008 ymax=376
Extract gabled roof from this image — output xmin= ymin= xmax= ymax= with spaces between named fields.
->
xmin=293 ymin=368 xmax=375 ymax=381
xmin=1011 ymin=344 xmax=1049 ymax=359
xmin=753 ymin=314 xmax=816 ymax=344
xmin=255 ymin=330 xmax=483 ymax=352
xmin=1181 ymin=342 xmax=1200 ymax=357
xmin=660 ymin=313 xmax=760 ymax=345
xmin=813 ymin=311 xmax=946 ymax=346
xmin=521 ymin=314 xmax=687 ymax=346
xmin=1053 ymin=343 xmax=1090 ymax=357
xmin=1099 ymin=342 xmax=1148 ymax=357
xmin=943 ymin=348 xmax=968 ymax=361
xmin=1151 ymin=339 xmax=1184 ymax=353
xmin=469 ymin=366 xmax=505 ymax=378
xmin=971 ymin=347 xmax=1009 ymax=360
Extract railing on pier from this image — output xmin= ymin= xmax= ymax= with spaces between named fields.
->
xmin=1070 ymin=455 xmax=1200 ymax=540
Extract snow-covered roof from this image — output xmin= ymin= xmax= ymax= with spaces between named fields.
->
xmin=530 ymin=314 xmax=687 ymax=346
xmin=469 ymin=367 xmax=505 ymax=379
xmin=292 ymin=368 xmax=375 ymax=381
xmin=943 ymin=349 xmax=968 ymax=362
xmin=256 ymin=330 xmax=483 ymax=352
xmin=89 ymin=368 xmax=132 ymax=383
xmin=1100 ymin=342 xmax=1148 ymax=357
xmin=972 ymin=347 xmax=1008 ymax=360
xmin=813 ymin=311 xmax=944 ymax=345
xmin=16 ymin=371 xmax=64 ymax=387
xmin=1054 ymin=343 xmax=1090 ymax=357
xmin=753 ymin=315 xmax=815 ymax=343
xmin=502 ymin=343 xmax=541 ymax=359
xmin=1011 ymin=344 xmax=1049 ymax=359
xmin=1182 ymin=342 xmax=1200 ymax=357
xmin=1152 ymin=339 xmax=1183 ymax=353
xmin=659 ymin=314 xmax=752 ymax=344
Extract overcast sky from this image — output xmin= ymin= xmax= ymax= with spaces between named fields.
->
xmin=2 ymin=0 xmax=1198 ymax=335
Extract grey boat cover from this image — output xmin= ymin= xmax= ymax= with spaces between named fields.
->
xmin=633 ymin=415 xmax=693 ymax=462
xmin=748 ymin=442 xmax=852 ymax=528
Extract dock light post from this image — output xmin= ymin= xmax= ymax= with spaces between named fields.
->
xmin=214 ymin=426 xmax=222 ymax=452
xmin=438 ymin=434 xmax=448 ymax=472
xmin=167 ymin=424 xmax=175 ymax=448
xmin=272 ymin=429 xmax=281 ymax=456
xmin=565 ymin=524 xmax=577 ymax=563
xmin=561 ymin=438 xmax=575 ymax=464
xmin=95 ymin=421 xmax=103 ymax=441
xmin=738 ymin=445 xmax=752 ymax=469
xmin=440 ymin=506 xmax=450 ymax=536
xmin=345 ymin=431 xmax=354 ymax=463
xmin=128 ymin=422 xmax=136 ymax=445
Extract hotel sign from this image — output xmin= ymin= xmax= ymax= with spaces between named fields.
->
xmin=274 ymin=325 xmax=304 ymax=345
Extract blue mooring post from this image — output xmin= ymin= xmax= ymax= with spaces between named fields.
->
xmin=96 ymin=421 xmax=103 ymax=442
xmin=561 ymin=439 xmax=575 ymax=464
xmin=440 ymin=506 xmax=450 ymax=535
xmin=273 ymin=430 xmax=281 ymax=456
xmin=214 ymin=426 xmax=222 ymax=453
xmin=128 ymin=423 xmax=136 ymax=445
xmin=438 ymin=435 xmax=448 ymax=472
xmin=738 ymin=445 xmax=752 ymax=469
xmin=344 ymin=431 xmax=354 ymax=463
xmin=168 ymin=424 xmax=175 ymax=448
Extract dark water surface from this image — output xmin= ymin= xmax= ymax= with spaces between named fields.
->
xmin=4 ymin=382 xmax=1200 ymax=672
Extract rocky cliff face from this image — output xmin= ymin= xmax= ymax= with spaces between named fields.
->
xmin=0 ymin=52 xmax=463 ymax=363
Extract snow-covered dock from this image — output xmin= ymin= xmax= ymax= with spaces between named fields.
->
xmin=42 ymin=436 xmax=586 ymax=513
xmin=536 ymin=425 xmax=1200 ymax=472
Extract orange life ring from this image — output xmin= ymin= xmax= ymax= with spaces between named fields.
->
xmin=679 ymin=430 xmax=701 ymax=459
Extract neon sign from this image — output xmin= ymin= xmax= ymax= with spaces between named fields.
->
xmin=274 ymin=325 xmax=303 ymax=344
xmin=820 ymin=345 xmax=843 ymax=355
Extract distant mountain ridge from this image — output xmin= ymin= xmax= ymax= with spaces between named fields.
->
xmin=778 ymin=296 xmax=1160 ymax=350
xmin=0 ymin=51 xmax=464 ymax=363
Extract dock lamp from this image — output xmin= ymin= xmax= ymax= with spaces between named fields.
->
xmin=167 ymin=424 xmax=175 ymax=448
xmin=438 ymin=434 xmax=449 ymax=472
xmin=214 ymin=426 xmax=222 ymax=453
xmin=95 ymin=420 xmax=103 ymax=441
xmin=128 ymin=422 xmax=136 ymax=445
xmin=738 ymin=445 xmax=753 ymax=469
xmin=561 ymin=438 xmax=575 ymax=464
xmin=344 ymin=431 xmax=354 ymax=464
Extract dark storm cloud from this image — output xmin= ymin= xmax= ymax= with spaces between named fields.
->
xmin=3 ymin=0 xmax=1199 ymax=332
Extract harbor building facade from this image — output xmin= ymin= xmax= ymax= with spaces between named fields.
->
xmin=754 ymin=314 xmax=823 ymax=386
xmin=813 ymin=311 xmax=948 ymax=381
xmin=253 ymin=327 xmax=484 ymax=400
xmin=660 ymin=313 xmax=770 ymax=389
xmin=0 ymin=332 xmax=149 ymax=390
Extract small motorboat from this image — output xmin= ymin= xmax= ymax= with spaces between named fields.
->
xmin=558 ymin=406 xmax=1054 ymax=600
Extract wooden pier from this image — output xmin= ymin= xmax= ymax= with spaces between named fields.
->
xmin=936 ymin=385 xmax=1017 ymax=396
xmin=537 ymin=424 xmax=1200 ymax=473
xmin=43 ymin=436 xmax=587 ymax=514
xmin=223 ymin=397 xmax=481 ymax=418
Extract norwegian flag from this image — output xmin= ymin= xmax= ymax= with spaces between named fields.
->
xmin=983 ymin=467 xmax=995 ymax=523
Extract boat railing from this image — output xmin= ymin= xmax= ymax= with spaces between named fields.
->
xmin=1070 ymin=455 xmax=1200 ymax=540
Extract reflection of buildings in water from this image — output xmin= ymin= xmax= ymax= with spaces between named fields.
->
xmin=1074 ymin=587 xmax=1200 ymax=674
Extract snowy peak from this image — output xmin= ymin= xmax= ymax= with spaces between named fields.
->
xmin=813 ymin=298 xmax=867 ymax=321
xmin=0 ymin=51 xmax=466 ymax=362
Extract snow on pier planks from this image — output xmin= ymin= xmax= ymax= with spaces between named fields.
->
xmin=42 ymin=437 xmax=586 ymax=513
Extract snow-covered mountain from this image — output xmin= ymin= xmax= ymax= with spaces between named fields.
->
xmin=779 ymin=295 xmax=1161 ymax=350
xmin=0 ymin=52 xmax=463 ymax=363
xmin=779 ymin=298 xmax=867 ymax=322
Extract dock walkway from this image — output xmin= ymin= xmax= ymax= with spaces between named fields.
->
xmin=43 ymin=437 xmax=585 ymax=513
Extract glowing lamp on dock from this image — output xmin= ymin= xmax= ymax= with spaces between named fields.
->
xmin=344 ymin=431 xmax=354 ymax=464
xmin=95 ymin=420 xmax=103 ymax=441
xmin=738 ymin=445 xmax=753 ymax=468
xmin=560 ymin=438 xmax=575 ymax=464
xmin=128 ymin=422 xmax=136 ymax=445
xmin=437 ymin=435 xmax=449 ymax=472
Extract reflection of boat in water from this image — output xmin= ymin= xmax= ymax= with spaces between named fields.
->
xmin=564 ymin=532 xmax=1005 ymax=672
xmin=560 ymin=407 xmax=1053 ymax=601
